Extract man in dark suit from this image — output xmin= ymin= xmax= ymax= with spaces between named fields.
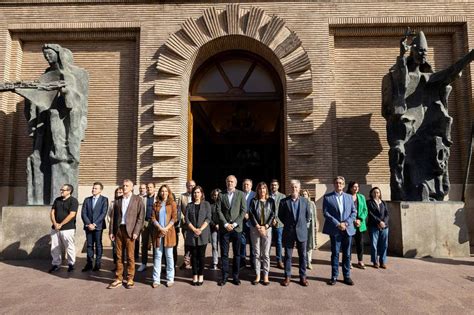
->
xmin=216 ymin=175 xmax=246 ymax=286
xmin=323 ymin=176 xmax=357 ymax=286
xmin=107 ymin=179 xmax=145 ymax=289
xmin=81 ymin=182 xmax=108 ymax=272
xmin=279 ymin=179 xmax=311 ymax=287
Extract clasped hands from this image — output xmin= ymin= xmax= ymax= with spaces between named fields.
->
xmin=53 ymin=222 xmax=62 ymax=231
xmin=255 ymin=224 xmax=267 ymax=237
xmin=337 ymin=222 xmax=348 ymax=231
xmin=192 ymin=227 xmax=202 ymax=237
xmin=87 ymin=223 xmax=96 ymax=231
xmin=378 ymin=221 xmax=386 ymax=230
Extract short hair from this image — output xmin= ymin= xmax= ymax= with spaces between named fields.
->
xmin=369 ymin=187 xmax=382 ymax=199
xmin=334 ymin=176 xmax=345 ymax=184
xmin=139 ymin=183 xmax=146 ymax=188
xmin=146 ymin=182 xmax=155 ymax=187
xmin=270 ymin=179 xmax=279 ymax=184
xmin=63 ymin=184 xmax=74 ymax=194
xmin=191 ymin=186 xmax=205 ymax=202
xmin=255 ymin=182 xmax=269 ymax=200
xmin=186 ymin=180 xmax=196 ymax=186
xmin=243 ymin=178 xmax=253 ymax=184
xmin=290 ymin=179 xmax=301 ymax=187
xmin=93 ymin=181 xmax=103 ymax=190
xmin=226 ymin=175 xmax=237 ymax=183
xmin=123 ymin=179 xmax=134 ymax=186
xmin=158 ymin=184 xmax=175 ymax=205
xmin=346 ymin=181 xmax=359 ymax=194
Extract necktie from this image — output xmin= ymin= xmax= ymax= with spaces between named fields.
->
xmin=92 ymin=197 xmax=97 ymax=209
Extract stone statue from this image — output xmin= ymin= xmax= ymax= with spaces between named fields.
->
xmin=0 ymin=44 xmax=89 ymax=205
xmin=382 ymin=29 xmax=474 ymax=201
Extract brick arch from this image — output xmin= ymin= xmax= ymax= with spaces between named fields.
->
xmin=154 ymin=4 xmax=313 ymax=189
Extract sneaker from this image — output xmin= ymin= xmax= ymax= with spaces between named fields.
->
xmin=307 ymin=264 xmax=313 ymax=270
xmin=166 ymin=281 xmax=174 ymax=287
xmin=126 ymin=280 xmax=135 ymax=289
xmin=210 ymin=264 xmax=218 ymax=270
xmin=67 ymin=264 xmax=75 ymax=272
xmin=48 ymin=265 xmax=60 ymax=273
xmin=137 ymin=264 xmax=147 ymax=272
xmin=152 ymin=282 xmax=161 ymax=288
xmin=107 ymin=280 xmax=122 ymax=289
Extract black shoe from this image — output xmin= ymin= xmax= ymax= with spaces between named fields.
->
xmin=48 ymin=265 xmax=60 ymax=273
xmin=197 ymin=281 xmax=203 ymax=286
xmin=67 ymin=264 xmax=75 ymax=272
xmin=218 ymin=279 xmax=227 ymax=286
xmin=327 ymin=278 xmax=337 ymax=285
xmin=93 ymin=264 xmax=101 ymax=271
xmin=192 ymin=281 xmax=198 ymax=286
xmin=343 ymin=278 xmax=354 ymax=286
xmin=82 ymin=264 xmax=93 ymax=272
xmin=232 ymin=279 xmax=241 ymax=286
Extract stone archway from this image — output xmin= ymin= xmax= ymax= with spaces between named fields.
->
xmin=154 ymin=4 xmax=314 ymax=189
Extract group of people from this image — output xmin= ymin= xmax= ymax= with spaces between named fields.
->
xmin=48 ymin=175 xmax=389 ymax=289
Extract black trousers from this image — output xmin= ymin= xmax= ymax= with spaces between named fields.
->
xmin=219 ymin=230 xmax=241 ymax=280
xmin=354 ymin=229 xmax=365 ymax=262
xmin=190 ymin=244 xmax=207 ymax=276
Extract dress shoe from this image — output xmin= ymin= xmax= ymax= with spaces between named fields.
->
xmin=343 ymin=278 xmax=354 ymax=286
xmin=218 ymin=279 xmax=227 ymax=286
xmin=327 ymin=278 xmax=337 ymax=285
xmin=82 ymin=264 xmax=93 ymax=272
xmin=380 ymin=263 xmax=387 ymax=269
xmin=93 ymin=264 xmax=101 ymax=271
xmin=108 ymin=279 xmax=122 ymax=289
xmin=251 ymin=279 xmax=260 ymax=285
xmin=356 ymin=262 xmax=366 ymax=270
xmin=197 ymin=281 xmax=203 ymax=286
xmin=373 ymin=263 xmax=379 ymax=269
xmin=67 ymin=264 xmax=75 ymax=272
xmin=277 ymin=261 xmax=285 ymax=269
xmin=262 ymin=280 xmax=270 ymax=286
xmin=281 ymin=277 xmax=290 ymax=286
xmin=48 ymin=265 xmax=60 ymax=273
xmin=137 ymin=264 xmax=147 ymax=272
xmin=299 ymin=277 xmax=309 ymax=287
xmin=126 ymin=280 xmax=135 ymax=289
xmin=232 ymin=279 xmax=241 ymax=286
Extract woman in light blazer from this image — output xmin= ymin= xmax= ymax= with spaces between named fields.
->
xmin=185 ymin=186 xmax=212 ymax=286
xmin=151 ymin=184 xmax=178 ymax=288
xmin=248 ymin=182 xmax=275 ymax=285
xmin=346 ymin=181 xmax=368 ymax=269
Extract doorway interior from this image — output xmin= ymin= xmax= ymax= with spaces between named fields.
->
xmin=189 ymin=51 xmax=284 ymax=192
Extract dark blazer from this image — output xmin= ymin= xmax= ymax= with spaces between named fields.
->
xmin=81 ymin=195 xmax=108 ymax=230
xmin=367 ymin=199 xmax=389 ymax=228
xmin=248 ymin=198 xmax=275 ymax=227
xmin=322 ymin=191 xmax=356 ymax=236
xmin=109 ymin=194 xmax=145 ymax=239
xmin=185 ymin=201 xmax=212 ymax=246
xmin=278 ymin=196 xmax=311 ymax=246
xmin=217 ymin=189 xmax=247 ymax=233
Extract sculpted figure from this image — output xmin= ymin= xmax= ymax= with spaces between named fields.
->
xmin=382 ymin=30 xmax=474 ymax=201
xmin=0 ymin=44 xmax=89 ymax=204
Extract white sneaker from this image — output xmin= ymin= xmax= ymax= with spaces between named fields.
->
xmin=137 ymin=264 xmax=147 ymax=272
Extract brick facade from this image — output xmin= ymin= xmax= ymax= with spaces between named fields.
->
xmin=0 ymin=1 xmax=473 ymax=208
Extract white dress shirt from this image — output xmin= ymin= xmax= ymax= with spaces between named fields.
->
xmin=121 ymin=194 xmax=132 ymax=225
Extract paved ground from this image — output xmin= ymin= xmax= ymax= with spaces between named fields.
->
xmin=1 ymin=245 xmax=473 ymax=314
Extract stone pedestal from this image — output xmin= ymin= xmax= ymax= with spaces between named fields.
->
xmin=0 ymin=206 xmax=88 ymax=260
xmin=387 ymin=201 xmax=470 ymax=257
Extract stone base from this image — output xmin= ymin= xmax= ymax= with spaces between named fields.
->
xmin=387 ymin=201 xmax=470 ymax=257
xmin=0 ymin=206 xmax=90 ymax=260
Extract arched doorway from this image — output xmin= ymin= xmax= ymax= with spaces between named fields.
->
xmin=189 ymin=51 xmax=284 ymax=191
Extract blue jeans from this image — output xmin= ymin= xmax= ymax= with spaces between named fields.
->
xmin=330 ymin=232 xmax=352 ymax=279
xmin=85 ymin=229 xmax=103 ymax=265
xmin=369 ymin=226 xmax=389 ymax=264
xmin=274 ymin=227 xmax=283 ymax=263
xmin=153 ymin=238 xmax=174 ymax=283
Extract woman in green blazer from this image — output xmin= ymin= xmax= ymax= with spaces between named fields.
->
xmin=346 ymin=181 xmax=368 ymax=269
